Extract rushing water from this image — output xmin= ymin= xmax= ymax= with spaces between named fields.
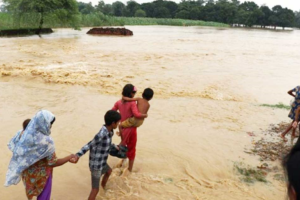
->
xmin=0 ymin=26 xmax=299 ymax=199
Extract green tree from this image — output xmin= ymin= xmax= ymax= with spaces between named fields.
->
xmin=278 ymin=8 xmax=295 ymax=29
xmin=239 ymin=1 xmax=258 ymax=12
xmin=270 ymin=5 xmax=283 ymax=29
xmin=95 ymin=1 xmax=105 ymax=12
xmin=126 ymin=1 xmax=140 ymax=17
xmin=78 ymin=2 xmax=95 ymax=14
xmin=258 ymin=5 xmax=271 ymax=28
xmin=175 ymin=10 xmax=190 ymax=19
xmin=268 ymin=14 xmax=279 ymax=29
xmin=3 ymin=0 xmax=79 ymax=33
xmin=153 ymin=7 xmax=171 ymax=18
xmin=134 ymin=9 xmax=146 ymax=17
xmin=236 ymin=1 xmax=259 ymax=27
xmin=141 ymin=3 xmax=155 ymax=17
xmin=102 ymin=4 xmax=113 ymax=15
xmin=190 ymin=7 xmax=201 ymax=20
xmin=112 ymin=1 xmax=125 ymax=16
xmin=232 ymin=0 xmax=240 ymax=7
xmin=197 ymin=0 xmax=205 ymax=6
xmin=203 ymin=1 xmax=216 ymax=21
xmin=295 ymin=11 xmax=300 ymax=28
xmin=215 ymin=0 xmax=237 ymax=24
xmin=164 ymin=1 xmax=178 ymax=18
xmin=235 ymin=8 xmax=247 ymax=26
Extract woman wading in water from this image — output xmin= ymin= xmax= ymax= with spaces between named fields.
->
xmin=112 ymin=84 xmax=147 ymax=175
xmin=5 ymin=110 xmax=75 ymax=200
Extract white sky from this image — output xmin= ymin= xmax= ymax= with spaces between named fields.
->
xmin=80 ymin=0 xmax=300 ymax=11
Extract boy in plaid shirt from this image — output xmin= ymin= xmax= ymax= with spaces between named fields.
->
xmin=72 ymin=110 xmax=121 ymax=200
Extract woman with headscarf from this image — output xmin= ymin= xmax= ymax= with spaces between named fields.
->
xmin=5 ymin=110 xmax=75 ymax=200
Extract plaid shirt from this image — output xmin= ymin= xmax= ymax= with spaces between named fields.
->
xmin=76 ymin=126 xmax=113 ymax=171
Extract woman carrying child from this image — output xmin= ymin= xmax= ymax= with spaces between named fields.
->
xmin=5 ymin=110 xmax=75 ymax=200
xmin=112 ymin=84 xmax=147 ymax=173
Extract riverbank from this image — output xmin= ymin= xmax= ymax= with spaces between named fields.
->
xmin=0 ymin=28 xmax=53 ymax=36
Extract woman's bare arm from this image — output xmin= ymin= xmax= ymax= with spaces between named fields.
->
xmin=288 ymin=89 xmax=296 ymax=98
xmin=52 ymin=155 xmax=74 ymax=167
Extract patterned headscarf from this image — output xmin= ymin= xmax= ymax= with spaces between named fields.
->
xmin=5 ymin=110 xmax=56 ymax=186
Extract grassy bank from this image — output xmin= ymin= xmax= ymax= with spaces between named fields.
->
xmin=0 ymin=12 xmax=229 ymax=31
xmin=260 ymin=103 xmax=290 ymax=110
xmin=118 ymin=17 xmax=229 ymax=27
xmin=0 ymin=28 xmax=53 ymax=36
xmin=0 ymin=12 xmax=124 ymax=30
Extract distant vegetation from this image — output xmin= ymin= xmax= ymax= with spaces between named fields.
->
xmin=81 ymin=0 xmax=299 ymax=29
xmin=0 ymin=0 xmax=299 ymax=30
xmin=118 ymin=17 xmax=229 ymax=27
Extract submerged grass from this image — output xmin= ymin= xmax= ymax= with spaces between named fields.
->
xmin=118 ymin=17 xmax=229 ymax=27
xmin=260 ymin=103 xmax=290 ymax=110
xmin=234 ymin=162 xmax=267 ymax=183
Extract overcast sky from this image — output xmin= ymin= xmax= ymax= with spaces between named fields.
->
xmin=80 ymin=0 xmax=300 ymax=11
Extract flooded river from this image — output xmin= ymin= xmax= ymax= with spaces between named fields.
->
xmin=0 ymin=26 xmax=299 ymax=199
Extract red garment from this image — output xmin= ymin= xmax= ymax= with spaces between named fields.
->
xmin=124 ymin=127 xmax=137 ymax=160
xmin=112 ymin=100 xmax=142 ymax=121
xmin=112 ymin=100 xmax=141 ymax=160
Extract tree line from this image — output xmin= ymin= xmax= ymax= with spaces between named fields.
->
xmin=0 ymin=0 xmax=299 ymax=30
xmin=79 ymin=0 xmax=300 ymax=29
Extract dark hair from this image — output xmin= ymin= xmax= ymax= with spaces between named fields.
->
xmin=283 ymin=138 xmax=300 ymax=200
xmin=122 ymin=84 xmax=135 ymax=98
xmin=22 ymin=119 xmax=31 ymax=130
xmin=105 ymin=110 xmax=121 ymax=126
xmin=142 ymin=88 xmax=154 ymax=100
xmin=51 ymin=117 xmax=56 ymax=125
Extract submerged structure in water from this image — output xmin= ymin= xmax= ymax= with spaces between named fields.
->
xmin=87 ymin=28 xmax=133 ymax=36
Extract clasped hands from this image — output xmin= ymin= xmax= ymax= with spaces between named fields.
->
xmin=69 ymin=154 xmax=79 ymax=164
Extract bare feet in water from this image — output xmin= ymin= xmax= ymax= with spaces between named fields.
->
xmin=280 ymin=134 xmax=288 ymax=142
xmin=115 ymin=159 xmax=124 ymax=168
xmin=121 ymin=168 xmax=131 ymax=177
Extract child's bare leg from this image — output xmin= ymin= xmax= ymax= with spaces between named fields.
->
xmin=88 ymin=188 xmax=99 ymax=200
xmin=101 ymin=169 xmax=112 ymax=189
xmin=281 ymin=123 xmax=293 ymax=139
xmin=292 ymin=127 xmax=296 ymax=138
xmin=115 ymin=159 xmax=125 ymax=168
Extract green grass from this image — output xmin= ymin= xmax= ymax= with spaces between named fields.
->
xmin=0 ymin=12 xmax=124 ymax=30
xmin=117 ymin=17 xmax=229 ymax=27
xmin=0 ymin=13 xmax=14 ymax=29
xmin=260 ymin=103 xmax=290 ymax=110
xmin=0 ymin=12 xmax=229 ymax=31
xmin=234 ymin=163 xmax=267 ymax=183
